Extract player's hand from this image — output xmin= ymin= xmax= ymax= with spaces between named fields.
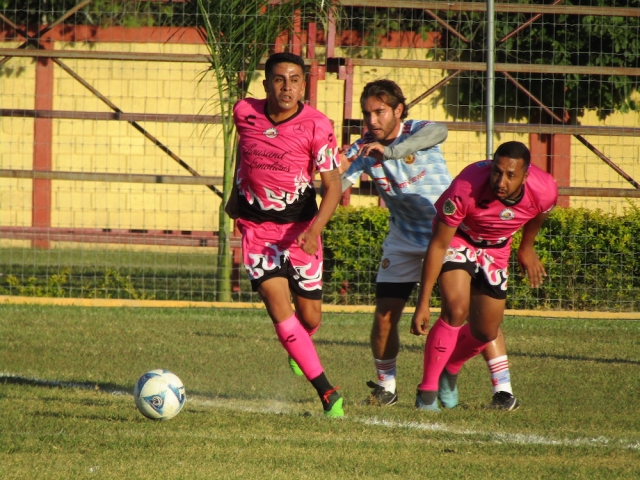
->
xmin=359 ymin=142 xmax=385 ymax=161
xmin=337 ymin=148 xmax=351 ymax=174
xmin=517 ymin=247 xmax=546 ymax=288
xmin=297 ymin=231 xmax=319 ymax=256
xmin=410 ymin=306 xmax=431 ymax=336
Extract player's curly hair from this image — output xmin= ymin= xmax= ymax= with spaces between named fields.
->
xmin=493 ymin=141 xmax=531 ymax=168
xmin=360 ymin=80 xmax=408 ymax=120
xmin=265 ymin=52 xmax=306 ymax=79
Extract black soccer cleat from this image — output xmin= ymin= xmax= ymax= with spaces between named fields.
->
xmin=360 ymin=380 xmax=398 ymax=406
xmin=488 ymin=391 xmax=520 ymax=411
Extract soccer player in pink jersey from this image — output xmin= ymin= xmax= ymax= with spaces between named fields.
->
xmin=411 ymin=141 xmax=558 ymax=412
xmin=226 ymin=52 xmax=344 ymax=417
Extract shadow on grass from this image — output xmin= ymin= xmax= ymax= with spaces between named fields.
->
xmin=190 ymin=331 xmax=242 ymax=339
xmin=506 ymin=350 xmax=640 ymax=365
xmin=0 ymin=374 xmax=131 ymax=395
xmin=0 ymin=374 xmax=313 ymax=406
xmin=311 ymin=339 xmax=640 ymax=366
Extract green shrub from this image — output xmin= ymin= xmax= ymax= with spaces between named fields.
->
xmin=323 ymin=204 xmax=640 ymax=311
xmin=509 ymin=203 xmax=640 ymax=311
xmin=2 ymin=204 xmax=639 ymax=311
xmin=322 ymin=205 xmax=389 ymax=305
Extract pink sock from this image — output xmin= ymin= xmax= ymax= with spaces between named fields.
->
xmin=445 ymin=323 xmax=489 ymax=375
xmin=274 ymin=314 xmax=324 ymax=380
xmin=418 ymin=318 xmax=461 ymax=391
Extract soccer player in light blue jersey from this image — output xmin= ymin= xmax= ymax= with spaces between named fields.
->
xmin=341 ymin=80 xmax=520 ymax=409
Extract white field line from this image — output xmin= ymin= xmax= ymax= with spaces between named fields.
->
xmin=3 ymin=373 xmax=638 ymax=451
xmin=190 ymin=396 xmax=640 ymax=450
xmin=360 ymin=418 xmax=640 ymax=450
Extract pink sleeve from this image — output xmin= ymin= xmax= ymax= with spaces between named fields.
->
xmin=532 ymin=167 xmax=559 ymax=214
xmin=435 ymin=177 xmax=470 ymax=227
xmin=313 ymin=118 xmax=339 ymax=172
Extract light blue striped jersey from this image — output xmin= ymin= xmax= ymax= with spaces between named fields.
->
xmin=343 ymin=120 xmax=453 ymax=247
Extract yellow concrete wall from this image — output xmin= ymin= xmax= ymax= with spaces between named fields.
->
xmin=0 ymin=46 xmax=34 ymax=231
xmin=2 ymin=39 xmax=640 ymax=246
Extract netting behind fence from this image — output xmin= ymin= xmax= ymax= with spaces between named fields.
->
xmin=1 ymin=1 xmax=639 ymax=310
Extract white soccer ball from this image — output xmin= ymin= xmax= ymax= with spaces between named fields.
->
xmin=134 ymin=369 xmax=186 ymax=421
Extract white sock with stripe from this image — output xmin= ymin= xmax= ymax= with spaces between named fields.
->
xmin=374 ymin=357 xmax=397 ymax=393
xmin=487 ymin=355 xmax=513 ymax=395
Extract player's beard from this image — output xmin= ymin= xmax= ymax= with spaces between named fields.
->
xmin=370 ymin=116 xmax=398 ymax=142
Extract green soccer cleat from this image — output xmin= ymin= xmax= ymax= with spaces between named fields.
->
xmin=288 ymin=356 xmax=304 ymax=377
xmin=322 ymin=387 xmax=344 ymax=418
xmin=438 ymin=369 xmax=459 ymax=409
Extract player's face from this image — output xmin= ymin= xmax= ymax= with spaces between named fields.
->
xmin=490 ymin=155 xmax=529 ymax=200
xmin=263 ymin=62 xmax=305 ymax=121
xmin=361 ymin=96 xmax=403 ymax=144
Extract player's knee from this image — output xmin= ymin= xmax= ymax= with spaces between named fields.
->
xmin=375 ymin=298 xmax=406 ymax=324
xmin=470 ymin=324 xmax=498 ymax=343
xmin=298 ymin=311 xmax=322 ymax=329
xmin=441 ymin=305 xmax=469 ymax=326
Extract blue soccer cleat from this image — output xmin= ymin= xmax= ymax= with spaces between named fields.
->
xmin=438 ymin=369 xmax=459 ymax=409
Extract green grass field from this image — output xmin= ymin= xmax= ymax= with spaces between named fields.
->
xmin=1 ymin=304 xmax=638 ymax=479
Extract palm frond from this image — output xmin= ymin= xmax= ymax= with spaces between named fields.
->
xmin=197 ymin=0 xmax=334 ymax=103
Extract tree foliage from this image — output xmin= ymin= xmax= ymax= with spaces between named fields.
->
xmin=0 ymin=0 xmax=197 ymax=28
xmin=341 ymin=0 xmax=640 ymax=122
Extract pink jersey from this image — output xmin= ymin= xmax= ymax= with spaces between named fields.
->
xmin=233 ymin=98 xmax=339 ymax=224
xmin=435 ymin=160 xmax=558 ymax=249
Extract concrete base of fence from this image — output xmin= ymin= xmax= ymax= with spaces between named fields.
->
xmin=1 ymin=295 xmax=639 ymax=320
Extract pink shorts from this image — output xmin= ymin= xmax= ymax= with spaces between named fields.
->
xmin=440 ymin=235 xmax=511 ymax=299
xmin=236 ymin=218 xmax=323 ymax=300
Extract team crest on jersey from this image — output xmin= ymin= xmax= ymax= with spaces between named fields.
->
xmin=499 ymin=208 xmax=515 ymax=220
xmin=443 ymin=199 xmax=457 ymax=215
xmin=381 ymin=258 xmax=390 ymax=269
xmin=263 ymin=127 xmax=278 ymax=138
xmin=444 ymin=247 xmax=457 ymax=261
xmin=403 ymin=153 xmax=416 ymax=165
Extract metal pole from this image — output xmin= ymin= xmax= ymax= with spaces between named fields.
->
xmin=486 ymin=0 xmax=496 ymax=158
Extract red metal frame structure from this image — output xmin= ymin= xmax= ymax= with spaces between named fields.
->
xmin=1 ymin=0 xmax=640 ymax=253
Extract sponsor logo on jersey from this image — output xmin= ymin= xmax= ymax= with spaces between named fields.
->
xmin=443 ymin=198 xmax=457 ymax=215
xmin=381 ymin=258 xmax=390 ymax=269
xmin=263 ymin=127 xmax=278 ymax=138
xmin=375 ymin=177 xmax=391 ymax=192
xmin=499 ymin=208 xmax=515 ymax=220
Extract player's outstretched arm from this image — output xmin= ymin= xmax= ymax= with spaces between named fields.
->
xmin=382 ymin=122 xmax=448 ymax=160
xmin=356 ymin=122 xmax=448 ymax=162
xmin=297 ymin=168 xmax=342 ymax=255
xmin=410 ymin=219 xmax=457 ymax=336
xmin=517 ymin=212 xmax=549 ymax=288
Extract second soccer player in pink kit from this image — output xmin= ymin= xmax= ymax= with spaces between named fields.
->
xmin=411 ymin=141 xmax=558 ymax=411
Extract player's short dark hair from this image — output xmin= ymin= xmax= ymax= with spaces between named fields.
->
xmin=360 ymin=79 xmax=408 ymax=120
xmin=493 ymin=141 xmax=531 ymax=168
xmin=265 ymin=52 xmax=305 ymax=79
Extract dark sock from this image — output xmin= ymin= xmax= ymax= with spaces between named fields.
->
xmin=310 ymin=372 xmax=332 ymax=397
xmin=417 ymin=390 xmax=438 ymax=405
